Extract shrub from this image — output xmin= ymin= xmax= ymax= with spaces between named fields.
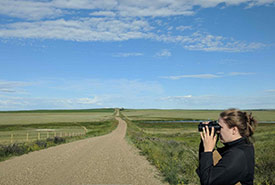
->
xmin=46 ymin=137 xmax=54 ymax=142
xmin=54 ymin=136 xmax=65 ymax=144
xmin=35 ymin=140 xmax=47 ymax=148
xmin=0 ymin=143 xmax=28 ymax=157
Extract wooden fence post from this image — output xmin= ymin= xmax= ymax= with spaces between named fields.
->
xmin=38 ymin=132 xmax=40 ymax=140
xmin=10 ymin=133 xmax=13 ymax=144
xmin=26 ymin=133 xmax=29 ymax=142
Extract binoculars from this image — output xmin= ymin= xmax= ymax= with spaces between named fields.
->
xmin=198 ymin=121 xmax=221 ymax=135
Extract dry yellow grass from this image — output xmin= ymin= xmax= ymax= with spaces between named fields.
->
xmin=0 ymin=112 xmax=114 ymax=125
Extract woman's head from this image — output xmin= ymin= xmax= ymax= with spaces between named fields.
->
xmin=218 ymin=108 xmax=257 ymax=143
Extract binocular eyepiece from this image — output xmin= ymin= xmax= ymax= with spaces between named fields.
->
xmin=198 ymin=120 xmax=221 ymax=134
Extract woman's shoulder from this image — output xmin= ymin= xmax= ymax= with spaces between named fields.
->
xmin=222 ymin=146 xmax=246 ymax=159
xmin=218 ymin=137 xmax=254 ymax=154
xmin=218 ymin=144 xmax=251 ymax=161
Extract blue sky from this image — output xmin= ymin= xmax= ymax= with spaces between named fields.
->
xmin=0 ymin=0 xmax=275 ymax=110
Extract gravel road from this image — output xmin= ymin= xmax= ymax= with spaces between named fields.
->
xmin=0 ymin=117 xmax=167 ymax=185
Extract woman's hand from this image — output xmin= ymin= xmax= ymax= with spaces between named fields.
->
xmin=200 ymin=123 xmax=217 ymax=152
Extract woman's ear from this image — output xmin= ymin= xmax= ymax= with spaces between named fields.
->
xmin=232 ymin=126 xmax=239 ymax=135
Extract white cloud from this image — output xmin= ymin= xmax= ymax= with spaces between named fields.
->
xmin=247 ymin=0 xmax=275 ymax=7
xmin=0 ymin=1 xmax=268 ymax=52
xmin=75 ymin=97 xmax=102 ymax=105
xmin=161 ymin=95 xmax=193 ymax=101
xmin=0 ymin=80 xmax=31 ymax=93
xmin=1 ymin=0 xmax=274 ymax=20
xmin=0 ymin=18 xmax=153 ymax=41
xmin=0 ymin=78 xmax=165 ymax=110
xmin=158 ymin=94 xmax=275 ymax=109
xmin=0 ymin=0 xmax=63 ymax=20
xmin=155 ymin=49 xmax=171 ymax=57
xmin=176 ymin=25 xmax=192 ymax=31
xmin=161 ymin=72 xmax=256 ymax=80
xmin=52 ymin=0 xmax=117 ymax=10
xmin=162 ymin=74 xmax=221 ymax=80
xmin=0 ymin=88 xmax=16 ymax=93
xmin=152 ymin=32 xmax=266 ymax=52
xmin=116 ymin=1 xmax=195 ymax=17
xmin=0 ymin=96 xmax=103 ymax=110
xmin=90 ymin=11 xmax=117 ymax=17
xmin=228 ymin=72 xmax=256 ymax=76
xmin=265 ymin=89 xmax=275 ymax=93
xmin=155 ymin=32 xmax=266 ymax=52
xmin=0 ymin=21 xmax=265 ymax=52
xmin=113 ymin=52 xmax=143 ymax=57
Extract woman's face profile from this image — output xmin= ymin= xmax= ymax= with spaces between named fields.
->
xmin=218 ymin=118 xmax=234 ymax=143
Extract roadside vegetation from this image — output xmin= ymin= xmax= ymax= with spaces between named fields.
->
xmin=0 ymin=109 xmax=118 ymax=161
xmin=122 ymin=109 xmax=275 ymax=185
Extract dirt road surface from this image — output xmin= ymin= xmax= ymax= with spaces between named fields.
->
xmin=0 ymin=117 xmax=167 ymax=185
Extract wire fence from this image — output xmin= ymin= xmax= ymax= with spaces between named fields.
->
xmin=0 ymin=130 xmax=86 ymax=144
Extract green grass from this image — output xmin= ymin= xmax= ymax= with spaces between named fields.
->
xmin=122 ymin=109 xmax=275 ymax=122
xmin=122 ymin=110 xmax=275 ymax=185
xmin=0 ymin=111 xmax=115 ymax=125
xmin=0 ymin=119 xmax=118 ymax=161
xmin=253 ymin=123 xmax=275 ymax=185
xmin=0 ymin=137 xmax=67 ymax=162
xmin=0 ymin=109 xmax=118 ymax=161
xmin=0 ymin=120 xmax=119 ymax=144
xmin=0 ymin=108 xmax=117 ymax=144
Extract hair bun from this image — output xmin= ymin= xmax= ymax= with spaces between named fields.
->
xmin=245 ymin=112 xmax=257 ymax=138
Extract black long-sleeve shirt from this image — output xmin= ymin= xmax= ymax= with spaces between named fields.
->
xmin=196 ymin=137 xmax=254 ymax=185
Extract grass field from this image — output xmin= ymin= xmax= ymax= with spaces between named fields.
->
xmin=122 ymin=109 xmax=275 ymax=185
xmin=0 ymin=109 xmax=115 ymax=125
xmin=0 ymin=109 xmax=118 ymax=161
xmin=123 ymin=109 xmax=275 ymax=122
xmin=0 ymin=108 xmax=116 ymax=144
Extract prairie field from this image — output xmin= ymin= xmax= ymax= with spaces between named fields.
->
xmin=122 ymin=109 xmax=275 ymax=185
xmin=0 ymin=109 xmax=118 ymax=161
xmin=123 ymin=109 xmax=275 ymax=122
xmin=0 ymin=109 xmax=115 ymax=125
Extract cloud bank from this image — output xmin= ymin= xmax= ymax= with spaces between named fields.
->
xmin=1 ymin=0 xmax=274 ymax=20
xmin=162 ymin=72 xmax=256 ymax=80
xmin=0 ymin=0 xmax=270 ymax=52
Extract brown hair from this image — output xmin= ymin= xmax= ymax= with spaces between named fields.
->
xmin=220 ymin=108 xmax=257 ymax=142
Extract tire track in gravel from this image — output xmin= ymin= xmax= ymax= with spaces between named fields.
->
xmin=0 ymin=117 xmax=167 ymax=185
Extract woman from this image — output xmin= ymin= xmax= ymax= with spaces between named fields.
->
xmin=196 ymin=109 xmax=257 ymax=185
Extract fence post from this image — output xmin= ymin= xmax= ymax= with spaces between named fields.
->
xmin=47 ymin=132 xmax=49 ymax=138
xmin=38 ymin=132 xmax=40 ymax=140
xmin=60 ymin=132 xmax=62 ymax=137
xmin=10 ymin=133 xmax=13 ymax=143
xmin=54 ymin=132 xmax=56 ymax=137
xmin=26 ymin=133 xmax=29 ymax=142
